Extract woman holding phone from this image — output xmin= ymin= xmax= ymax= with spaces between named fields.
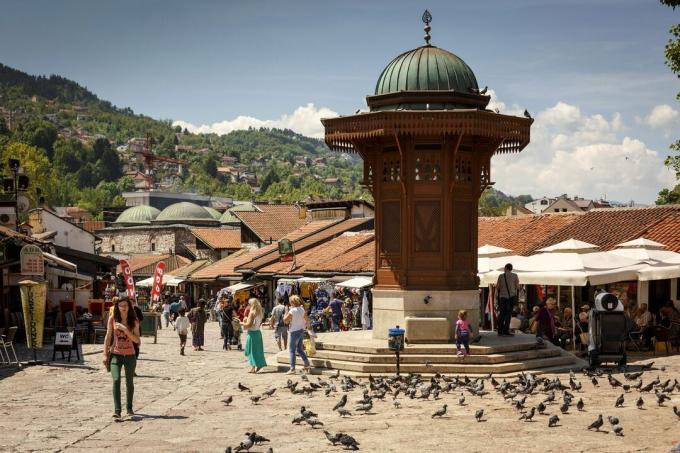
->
xmin=103 ymin=297 xmax=141 ymax=420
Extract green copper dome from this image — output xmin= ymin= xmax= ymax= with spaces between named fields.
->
xmin=203 ymin=207 xmax=222 ymax=220
xmin=115 ymin=205 xmax=161 ymax=225
xmin=219 ymin=202 xmax=257 ymax=224
xmin=155 ymin=202 xmax=218 ymax=224
xmin=375 ymin=46 xmax=478 ymax=95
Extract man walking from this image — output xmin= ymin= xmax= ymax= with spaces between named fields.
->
xmin=495 ymin=263 xmax=519 ymax=337
xmin=271 ymin=298 xmax=288 ymax=351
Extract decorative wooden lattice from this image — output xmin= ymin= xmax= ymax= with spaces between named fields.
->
xmin=414 ymin=154 xmax=441 ymax=182
xmin=454 ymin=153 xmax=473 ymax=184
xmin=382 ymin=155 xmax=401 ymax=183
xmin=480 ymin=159 xmax=493 ymax=192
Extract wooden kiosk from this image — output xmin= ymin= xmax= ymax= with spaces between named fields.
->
xmin=322 ymin=12 xmax=532 ymax=342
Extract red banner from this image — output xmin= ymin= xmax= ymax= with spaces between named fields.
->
xmin=150 ymin=261 xmax=166 ymax=303
xmin=119 ymin=259 xmax=136 ymax=300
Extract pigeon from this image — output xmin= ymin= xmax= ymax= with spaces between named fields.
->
xmin=324 ymin=431 xmax=341 ymax=445
xmin=614 ymin=394 xmax=624 ymax=408
xmin=249 ymin=395 xmax=261 ymax=405
xmin=576 ymin=399 xmax=585 ymax=411
xmin=612 ymin=424 xmax=624 ymax=437
xmin=238 ymin=383 xmax=251 ymax=392
xmin=305 ymin=418 xmax=324 ymax=428
xmin=432 ymin=405 xmax=447 ymax=418
xmin=458 ymin=394 xmax=466 ymax=406
xmin=292 ymin=415 xmax=305 ymax=425
xmin=588 ymin=414 xmax=604 ymax=431
xmin=479 ymin=86 xmax=488 ymax=95
xmin=225 ymin=448 xmax=231 ymax=453
xmin=333 ymin=395 xmax=348 ymax=411
xmin=475 ymin=409 xmax=484 ymax=422
xmin=355 ymin=402 xmax=373 ymax=413
xmin=262 ymin=388 xmax=276 ymax=398
xmin=673 ymin=406 xmax=680 ymax=419
xmin=548 ymin=415 xmax=560 ymax=427
xmin=608 ymin=416 xmax=619 ymax=426
xmin=559 ymin=402 xmax=569 ymax=414
xmin=640 ymin=381 xmax=655 ymax=392
xmin=641 ymin=361 xmax=654 ymax=370
xmin=519 ymin=407 xmax=535 ymax=422
xmin=247 ymin=432 xmax=270 ymax=445
xmin=300 ymin=406 xmax=318 ymax=419
xmin=234 ymin=437 xmax=253 ymax=452
xmin=656 ymin=392 xmax=671 ymax=406
xmin=222 ymin=396 xmax=233 ymax=406
xmin=591 ymin=377 xmax=598 ymax=387
xmin=523 ymin=109 xmax=532 ymax=119
xmin=337 ymin=408 xmax=352 ymax=417
xmin=636 ymin=396 xmax=644 ymax=409
xmin=624 ymin=371 xmax=643 ymax=380
xmin=330 ymin=369 xmax=341 ymax=379
xmin=338 ymin=434 xmax=360 ymax=451
xmin=537 ymin=402 xmax=547 ymax=415
xmin=608 ymin=375 xmax=623 ymax=387
xmin=392 ymin=400 xmax=401 ymax=409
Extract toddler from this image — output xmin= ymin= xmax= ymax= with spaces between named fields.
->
xmin=455 ymin=310 xmax=472 ymax=357
xmin=174 ymin=308 xmax=190 ymax=355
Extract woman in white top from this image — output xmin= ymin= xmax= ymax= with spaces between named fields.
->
xmin=243 ymin=298 xmax=267 ymax=373
xmin=283 ymin=295 xmax=310 ymax=375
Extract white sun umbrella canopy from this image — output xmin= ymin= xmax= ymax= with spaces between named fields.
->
xmin=477 ymin=244 xmax=526 ymax=275
xmin=611 ymin=238 xmax=680 ymax=264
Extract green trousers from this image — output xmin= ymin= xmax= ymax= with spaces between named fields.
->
xmin=110 ymin=354 xmax=136 ymax=413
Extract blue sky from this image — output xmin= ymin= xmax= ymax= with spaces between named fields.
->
xmin=1 ymin=0 xmax=679 ymax=203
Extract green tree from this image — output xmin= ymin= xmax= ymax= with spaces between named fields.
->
xmin=658 ymin=0 xmax=680 ymax=203
xmin=0 ymin=141 xmax=61 ymax=208
xmin=97 ymin=147 xmax=123 ymax=181
xmin=260 ymin=168 xmax=280 ymax=193
xmin=19 ymin=120 xmax=58 ymax=159
xmin=53 ymin=138 xmax=86 ymax=174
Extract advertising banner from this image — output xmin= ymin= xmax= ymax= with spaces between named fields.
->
xmin=150 ymin=261 xmax=166 ymax=303
xmin=19 ymin=279 xmax=46 ymax=348
xmin=119 ymin=259 xmax=136 ymax=299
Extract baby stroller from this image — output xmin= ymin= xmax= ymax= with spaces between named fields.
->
xmin=587 ymin=292 xmax=627 ymax=368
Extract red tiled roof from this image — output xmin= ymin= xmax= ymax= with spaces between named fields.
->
xmin=478 ymin=213 xmax=580 ymax=255
xmin=235 ymin=204 xmax=308 ymax=242
xmin=236 ymin=217 xmax=373 ymax=272
xmin=259 ymin=232 xmax=374 ymax=275
xmin=191 ymin=248 xmax=273 ymax=279
xmin=639 ymin=211 xmax=680 ymax=253
xmin=190 ymin=228 xmax=241 ymax=250
xmin=118 ymin=254 xmax=192 ymax=276
xmin=306 ymin=237 xmax=375 ymax=273
xmin=532 ymin=206 xmax=680 ymax=252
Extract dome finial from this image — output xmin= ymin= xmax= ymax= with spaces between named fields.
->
xmin=422 ymin=10 xmax=432 ymax=45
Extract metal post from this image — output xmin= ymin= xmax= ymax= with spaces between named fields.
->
xmin=395 ymin=348 xmax=400 ymax=376
xmin=571 ymin=286 xmax=576 ymax=351
xmin=13 ymin=167 xmax=19 ymax=232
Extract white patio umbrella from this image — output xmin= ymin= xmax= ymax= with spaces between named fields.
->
xmin=486 ymin=239 xmax=644 ymax=349
xmin=610 ymin=237 xmax=680 ymax=281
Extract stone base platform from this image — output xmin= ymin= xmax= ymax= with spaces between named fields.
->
xmin=276 ymin=330 xmax=587 ymax=377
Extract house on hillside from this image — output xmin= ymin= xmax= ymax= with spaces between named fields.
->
xmin=524 ymin=197 xmax=556 ymax=214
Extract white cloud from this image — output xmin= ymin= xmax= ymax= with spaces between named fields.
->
xmin=640 ymin=104 xmax=679 ymax=133
xmin=491 ymin=100 xmax=675 ymax=204
xmin=173 ymin=103 xmax=338 ymax=139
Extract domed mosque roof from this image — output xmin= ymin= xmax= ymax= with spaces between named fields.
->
xmin=368 ymin=11 xmax=486 ymax=112
xmin=115 ymin=205 xmax=161 ymax=225
xmin=155 ymin=202 xmax=219 ymax=225
xmin=203 ymin=206 xmax=222 ymax=220
xmin=219 ymin=201 xmax=258 ymax=224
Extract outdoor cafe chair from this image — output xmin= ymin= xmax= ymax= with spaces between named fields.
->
xmin=1 ymin=326 xmax=19 ymax=365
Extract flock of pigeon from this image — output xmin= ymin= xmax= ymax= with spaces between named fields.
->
xmin=222 ymin=363 xmax=680 ymax=452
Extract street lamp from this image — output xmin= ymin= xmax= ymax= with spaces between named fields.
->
xmin=4 ymin=158 xmax=29 ymax=232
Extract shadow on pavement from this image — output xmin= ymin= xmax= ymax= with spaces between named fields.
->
xmin=133 ymin=414 xmax=189 ymax=421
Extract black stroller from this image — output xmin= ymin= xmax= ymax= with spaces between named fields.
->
xmin=587 ymin=292 xmax=627 ymax=368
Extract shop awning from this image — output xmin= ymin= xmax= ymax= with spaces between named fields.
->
xmin=637 ymin=263 xmax=680 ymax=281
xmin=335 ymin=276 xmax=373 ymax=289
xmin=226 ymin=280 xmax=264 ymax=292
xmin=296 ymin=277 xmax=327 ymax=283
xmin=47 ymin=266 xmax=93 ymax=282
xmin=43 ymin=252 xmax=77 ymax=271
xmin=136 ymin=275 xmax=186 ymax=287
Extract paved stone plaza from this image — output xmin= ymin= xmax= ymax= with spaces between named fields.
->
xmin=1 ymin=322 xmax=679 ymax=452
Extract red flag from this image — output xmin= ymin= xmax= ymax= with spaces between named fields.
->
xmin=119 ymin=259 xmax=136 ymax=300
xmin=485 ymin=286 xmax=496 ymax=320
xmin=150 ymin=261 xmax=166 ymax=303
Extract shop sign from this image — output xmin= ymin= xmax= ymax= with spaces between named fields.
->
xmin=55 ymin=331 xmax=74 ymax=346
xmin=278 ymin=239 xmax=295 ymax=262
xmin=19 ymin=279 xmax=46 ymax=348
xmin=20 ymin=244 xmax=44 ymax=276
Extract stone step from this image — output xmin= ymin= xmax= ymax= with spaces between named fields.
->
xmin=308 ymin=347 xmax=562 ymax=365
xmin=276 ymin=351 xmax=579 ymax=375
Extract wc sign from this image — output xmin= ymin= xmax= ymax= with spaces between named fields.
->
xmin=118 ymin=259 xmax=136 ymax=299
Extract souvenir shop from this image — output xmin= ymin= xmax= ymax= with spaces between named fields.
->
xmin=216 ymin=279 xmax=269 ymax=314
xmin=273 ymin=276 xmax=373 ymax=332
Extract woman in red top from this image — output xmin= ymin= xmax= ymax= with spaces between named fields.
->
xmin=103 ymin=298 xmax=141 ymax=420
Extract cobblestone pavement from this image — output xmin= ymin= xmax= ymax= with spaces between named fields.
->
xmin=1 ymin=322 xmax=680 ymax=452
